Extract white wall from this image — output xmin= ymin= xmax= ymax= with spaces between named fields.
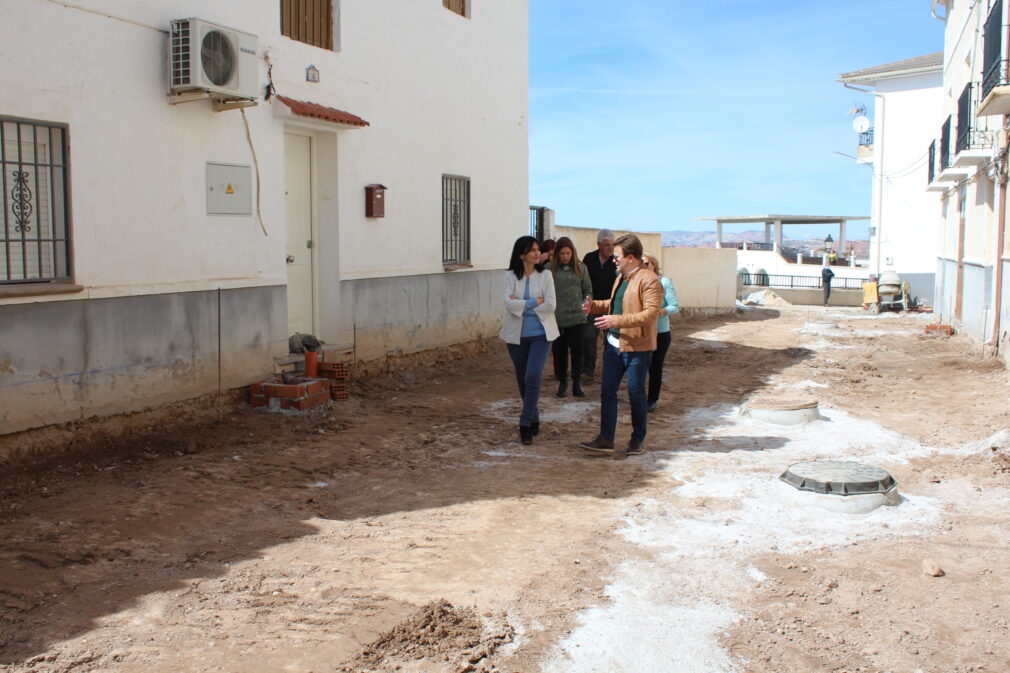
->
xmin=1 ymin=0 xmax=529 ymax=302
xmin=872 ymin=72 xmax=944 ymax=276
xmin=1 ymin=0 xmax=288 ymax=306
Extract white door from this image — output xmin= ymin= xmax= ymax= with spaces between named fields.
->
xmin=284 ymin=133 xmax=314 ymax=336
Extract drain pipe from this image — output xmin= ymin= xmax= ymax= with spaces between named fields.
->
xmin=991 ymin=140 xmax=1006 ymax=351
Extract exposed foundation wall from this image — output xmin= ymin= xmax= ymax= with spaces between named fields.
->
xmin=332 ymin=270 xmax=504 ymax=364
xmin=961 ymin=263 xmax=993 ymax=341
xmin=0 ymin=286 xmax=286 ymax=436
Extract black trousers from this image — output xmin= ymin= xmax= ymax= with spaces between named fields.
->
xmin=823 ymin=283 xmax=832 ymax=305
xmin=581 ymin=321 xmax=602 ymax=379
xmin=554 ymin=322 xmax=585 ymax=381
xmin=647 ymin=330 xmax=672 ymax=403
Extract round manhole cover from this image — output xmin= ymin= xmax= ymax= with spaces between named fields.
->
xmin=780 ymin=460 xmax=896 ymax=496
xmin=744 ymin=396 xmax=818 ymax=411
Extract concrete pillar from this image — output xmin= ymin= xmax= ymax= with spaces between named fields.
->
xmin=764 ymin=222 xmax=772 ymax=243
xmin=839 ymin=220 xmax=847 ymax=255
xmin=775 ymin=220 xmax=784 ymax=249
xmin=544 ymin=208 xmax=556 ymax=240
xmin=716 ymin=221 xmax=723 ymax=249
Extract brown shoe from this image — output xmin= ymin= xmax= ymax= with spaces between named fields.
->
xmin=625 ymin=439 xmax=645 ymax=455
xmin=579 ymin=436 xmax=615 ymax=453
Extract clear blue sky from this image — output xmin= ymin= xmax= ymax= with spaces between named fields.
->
xmin=529 ymin=1 xmax=944 ymax=239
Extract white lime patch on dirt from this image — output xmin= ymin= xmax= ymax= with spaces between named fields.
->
xmin=795 ymin=379 xmax=829 ymax=388
xmin=480 ymin=399 xmax=595 ymax=425
xmin=542 ymin=402 xmax=955 ymax=673
xmin=687 ymin=329 xmax=732 ymax=342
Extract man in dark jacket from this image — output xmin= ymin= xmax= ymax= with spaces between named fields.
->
xmin=580 ymin=228 xmax=616 ymax=384
xmin=822 ymin=264 xmax=835 ymax=307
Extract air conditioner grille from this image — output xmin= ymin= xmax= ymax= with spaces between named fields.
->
xmin=170 ymin=20 xmax=191 ymax=86
xmin=201 ymin=30 xmax=235 ymax=87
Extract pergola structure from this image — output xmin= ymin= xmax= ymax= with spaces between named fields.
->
xmin=697 ymin=215 xmax=870 ymax=255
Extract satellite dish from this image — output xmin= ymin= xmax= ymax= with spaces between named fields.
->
xmin=852 ymin=115 xmax=871 ymax=133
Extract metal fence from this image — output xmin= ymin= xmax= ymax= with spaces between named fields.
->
xmin=739 ymin=272 xmax=864 ymax=291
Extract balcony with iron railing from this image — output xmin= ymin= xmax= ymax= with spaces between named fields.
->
xmin=977 ymin=0 xmax=1010 ymax=115
xmin=857 ymin=128 xmax=874 ymax=163
xmin=940 ymin=116 xmax=952 ymax=171
xmin=954 ymin=82 xmax=997 ymax=166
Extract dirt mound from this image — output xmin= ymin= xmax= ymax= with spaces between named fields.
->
xmin=741 ymin=289 xmax=791 ymax=307
xmin=342 ymin=600 xmax=514 ymax=672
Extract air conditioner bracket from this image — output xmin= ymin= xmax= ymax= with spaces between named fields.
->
xmin=213 ymin=98 xmax=258 ymax=112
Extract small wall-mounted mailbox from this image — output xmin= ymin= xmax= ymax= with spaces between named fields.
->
xmin=365 ymin=184 xmax=387 ymax=218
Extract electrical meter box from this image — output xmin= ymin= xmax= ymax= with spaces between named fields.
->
xmin=207 ymin=162 xmax=252 ymax=215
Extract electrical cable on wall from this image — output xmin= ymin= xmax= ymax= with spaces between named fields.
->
xmin=240 ymin=108 xmax=269 ymax=236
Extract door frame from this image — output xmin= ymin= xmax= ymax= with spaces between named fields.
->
xmin=284 ymin=127 xmax=319 ymax=336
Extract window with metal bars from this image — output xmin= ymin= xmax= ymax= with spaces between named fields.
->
xmin=1 ymin=117 xmax=71 ymax=285
xmin=443 ymin=0 xmax=467 ymax=17
xmin=280 ymin=0 xmax=334 ymax=50
xmin=442 ymin=175 xmax=470 ymax=266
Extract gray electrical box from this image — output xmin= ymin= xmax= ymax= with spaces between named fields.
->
xmin=206 ymin=162 xmax=252 ymax=215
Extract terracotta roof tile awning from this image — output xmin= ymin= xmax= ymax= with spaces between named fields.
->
xmin=275 ymin=95 xmax=370 ymax=128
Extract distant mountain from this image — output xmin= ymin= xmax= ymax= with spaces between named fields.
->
xmin=662 ymin=230 xmax=869 ymax=257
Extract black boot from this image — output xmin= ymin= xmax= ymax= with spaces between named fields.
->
xmin=557 ymin=378 xmax=568 ymax=398
xmin=520 ymin=425 xmax=533 ymax=445
xmin=572 ymin=378 xmax=585 ymax=397
xmin=531 ymin=421 xmax=540 ymax=436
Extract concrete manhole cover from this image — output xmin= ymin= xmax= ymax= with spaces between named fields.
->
xmin=781 ymin=460 xmax=896 ymax=495
xmin=741 ymin=396 xmax=820 ymax=424
xmin=777 ymin=461 xmax=899 ymax=514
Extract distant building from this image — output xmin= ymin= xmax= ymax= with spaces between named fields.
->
xmin=838 ymin=52 xmax=944 ymax=302
xmin=928 ymin=0 xmax=1009 ymax=349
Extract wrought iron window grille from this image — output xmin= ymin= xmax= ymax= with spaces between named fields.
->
xmin=442 ymin=175 xmax=470 ymax=265
xmin=1 ymin=117 xmax=71 ymax=284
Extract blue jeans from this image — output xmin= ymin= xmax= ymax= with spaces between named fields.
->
xmin=600 ymin=342 xmax=653 ymax=443
xmin=506 ymin=336 xmax=552 ymax=428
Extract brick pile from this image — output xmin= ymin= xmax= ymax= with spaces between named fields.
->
xmin=318 ymin=361 xmax=351 ymax=401
xmin=924 ymin=323 xmax=954 ymax=337
xmin=249 ymin=378 xmax=332 ymax=411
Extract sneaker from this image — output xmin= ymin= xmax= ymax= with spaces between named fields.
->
xmin=647 ymin=400 xmax=658 ymax=413
xmin=625 ymin=439 xmax=645 ymax=455
xmin=579 ymin=436 xmax=615 ymax=453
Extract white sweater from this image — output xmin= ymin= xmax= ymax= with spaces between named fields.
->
xmin=499 ymin=270 xmax=560 ymax=344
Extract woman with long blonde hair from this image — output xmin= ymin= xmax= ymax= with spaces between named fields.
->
xmin=641 ymin=252 xmax=679 ymax=412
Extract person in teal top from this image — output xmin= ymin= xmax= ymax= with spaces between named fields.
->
xmin=550 ymin=237 xmax=593 ymax=398
xmin=642 ymin=252 xmax=679 ymax=412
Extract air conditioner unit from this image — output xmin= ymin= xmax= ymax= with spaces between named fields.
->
xmin=169 ymin=18 xmax=258 ymax=101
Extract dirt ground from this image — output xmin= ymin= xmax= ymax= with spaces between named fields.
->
xmin=2 ymin=305 xmax=1010 ymax=673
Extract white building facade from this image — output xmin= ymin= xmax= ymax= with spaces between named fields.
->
xmin=839 ymin=53 xmax=944 ymax=302
xmin=929 ymin=0 xmax=1010 ymax=348
xmin=0 ymin=0 xmax=528 ymax=436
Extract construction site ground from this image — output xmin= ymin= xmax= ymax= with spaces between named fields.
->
xmin=3 ymin=305 xmax=1010 ymax=673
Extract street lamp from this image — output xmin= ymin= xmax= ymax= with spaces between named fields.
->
xmin=824 ymin=234 xmax=834 ymax=251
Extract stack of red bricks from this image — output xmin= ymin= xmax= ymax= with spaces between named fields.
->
xmin=318 ymin=360 xmax=351 ymax=400
xmin=924 ymin=323 xmax=954 ymax=337
xmin=249 ymin=378 xmax=332 ymax=411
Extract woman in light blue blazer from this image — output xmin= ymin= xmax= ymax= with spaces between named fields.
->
xmin=501 ymin=236 xmax=560 ymax=445
xmin=642 ymin=252 xmax=679 ymax=412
